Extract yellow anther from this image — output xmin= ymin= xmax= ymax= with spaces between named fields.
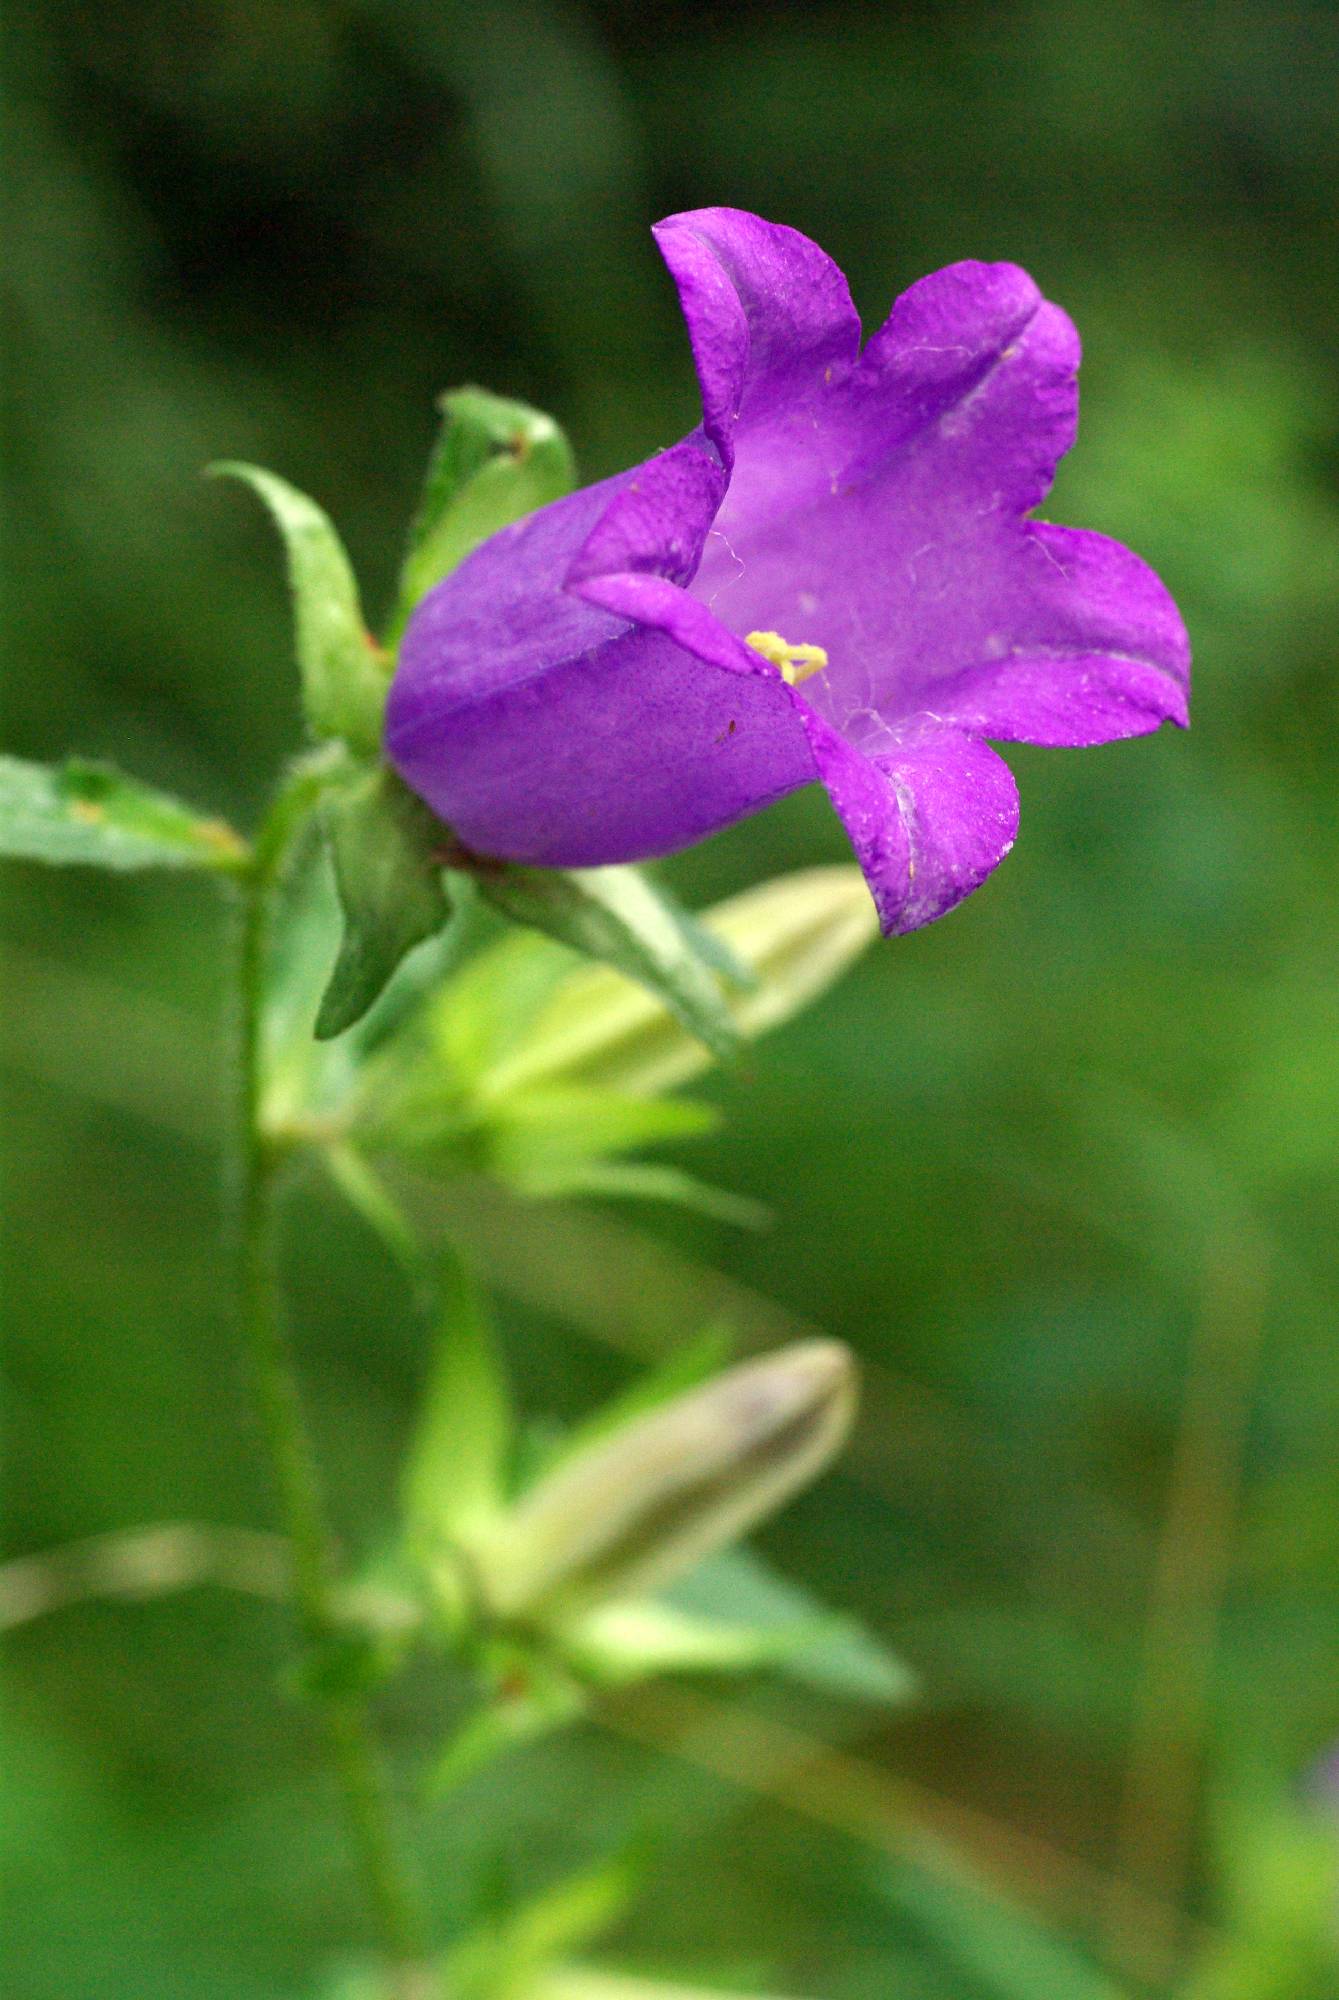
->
xmin=744 ymin=629 xmax=829 ymax=687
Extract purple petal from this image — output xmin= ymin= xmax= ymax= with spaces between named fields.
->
xmin=854 ymin=260 xmax=1079 ymax=511
xmin=653 ymin=208 xmax=861 ymax=470
xmin=566 ymin=436 xmax=727 ymax=590
xmin=799 ymin=707 xmax=1020 ymax=936
xmin=389 ymin=621 xmax=813 ymax=869
xmin=691 ymin=261 xmax=1186 ymax=750
xmin=387 ymin=448 xmax=812 ymax=866
xmin=925 ymin=525 xmax=1190 ymax=744
xmin=572 ymin=568 xmax=776 ymax=681
xmin=388 ymin=476 xmax=624 ymax=721
xmin=565 ymin=433 xmax=780 ymax=679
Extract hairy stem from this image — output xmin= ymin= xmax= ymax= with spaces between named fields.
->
xmin=233 ymin=756 xmax=431 ymax=1989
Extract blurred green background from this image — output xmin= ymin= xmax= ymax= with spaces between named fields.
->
xmin=7 ymin=1 xmax=1339 ymax=1994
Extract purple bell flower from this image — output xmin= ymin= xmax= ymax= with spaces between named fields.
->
xmin=386 ymin=209 xmax=1189 ymax=935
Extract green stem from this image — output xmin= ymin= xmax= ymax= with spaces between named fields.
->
xmin=233 ymin=756 xmax=431 ymax=1990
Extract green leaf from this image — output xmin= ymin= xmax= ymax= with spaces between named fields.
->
xmin=872 ymin=1856 xmax=1131 ymax=2000
xmin=560 ymin=1596 xmax=802 ymax=1685
xmin=478 ymin=865 xmax=739 ymax=1064
xmin=430 ymin=931 xmax=585 ymax=1089
xmin=441 ymin=1852 xmax=634 ymax=2000
xmin=0 ymin=755 xmax=246 ymax=873
xmin=514 ymin=1160 xmax=769 ymax=1229
xmin=316 ymin=767 xmax=452 ymax=1040
xmin=530 ymin=1975 xmax=806 ymax=2000
xmin=401 ymin=1250 xmax=512 ymax=1555
xmin=486 ymin=1086 xmax=719 ymax=1181
xmin=429 ymin=1668 xmax=585 ymax=1799
xmin=664 ymin=1546 xmax=916 ymax=1708
xmin=476 ymin=1855 xmax=635 ymax=1982
xmin=350 ymin=930 xmax=574 ymax=1153
xmin=391 ymin=387 xmax=577 ymax=637
xmin=559 ymin=1547 xmax=917 ymax=1701
xmin=210 ymin=461 xmax=388 ymax=755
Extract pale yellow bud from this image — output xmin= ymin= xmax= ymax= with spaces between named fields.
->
xmin=478 ymin=867 xmax=878 ymax=1104
xmin=471 ymin=1341 xmax=857 ymax=1624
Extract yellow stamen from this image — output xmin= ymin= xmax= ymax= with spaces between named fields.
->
xmin=745 ymin=629 xmax=829 ymax=687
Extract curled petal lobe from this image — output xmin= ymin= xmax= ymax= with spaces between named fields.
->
xmin=566 ymin=436 xmax=726 ymax=590
xmin=853 ymin=261 xmax=1080 ymax=509
xmin=799 ymin=707 xmax=1020 ymax=937
xmin=565 ymin=434 xmax=782 ymax=681
xmin=925 ymin=525 xmax=1191 ymax=745
xmin=875 ymin=730 xmax=1021 ymax=934
xmin=571 ymin=569 xmax=788 ymax=686
xmin=653 ymin=207 xmax=861 ymax=466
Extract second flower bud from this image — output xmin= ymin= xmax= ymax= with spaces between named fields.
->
xmin=465 ymin=1340 xmax=857 ymax=1627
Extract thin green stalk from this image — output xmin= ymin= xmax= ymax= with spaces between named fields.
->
xmin=1103 ymin=1224 xmax=1269 ymax=1986
xmin=233 ymin=756 xmax=432 ymax=1992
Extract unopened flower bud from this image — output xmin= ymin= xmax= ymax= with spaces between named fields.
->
xmin=479 ymin=866 xmax=879 ymax=1103
xmin=473 ymin=1341 xmax=857 ymax=1623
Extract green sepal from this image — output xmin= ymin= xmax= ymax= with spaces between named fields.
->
xmin=428 ymin=1660 xmax=585 ymax=1799
xmin=663 ymin=1546 xmax=916 ymax=1708
xmin=557 ymin=1597 xmax=793 ymax=1686
xmin=483 ymin=1085 xmax=719 ymax=1184
xmin=401 ymin=1249 xmax=513 ymax=1559
xmin=316 ymin=767 xmax=452 ymax=1040
xmin=256 ymin=824 xmax=473 ymax=1146
xmin=440 ymin=1855 xmax=635 ymax=2000
xmin=391 ymin=388 xmax=577 ymax=638
xmin=210 ymin=461 xmax=388 ymax=756
xmin=0 ymin=755 xmax=246 ymax=873
xmin=557 ymin=1548 xmax=915 ymax=1706
xmin=513 ymin=1159 xmax=768 ymax=1227
xmin=478 ymin=864 xmax=739 ymax=1064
